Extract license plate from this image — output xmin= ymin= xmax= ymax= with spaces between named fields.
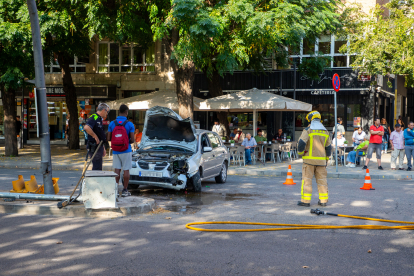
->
xmin=139 ymin=171 xmax=163 ymax=178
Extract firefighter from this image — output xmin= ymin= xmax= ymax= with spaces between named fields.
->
xmin=297 ymin=111 xmax=332 ymax=207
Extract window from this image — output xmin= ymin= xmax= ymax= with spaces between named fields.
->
xmin=207 ymin=133 xmax=219 ymax=148
xmin=302 ymin=39 xmax=315 ymax=55
xmin=318 ymin=35 xmax=331 ymax=55
xmin=44 ymin=53 xmax=86 ymax=73
xmin=97 ymin=42 xmax=155 ymax=73
xmin=290 ymin=35 xmax=350 ymax=68
xmin=201 ymin=134 xmax=211 ymax=149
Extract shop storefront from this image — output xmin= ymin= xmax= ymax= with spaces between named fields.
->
xmin=15 ymin=85 xmax=116 ymax=144
xmin=193 ymin=69 xmax=374 ymax=141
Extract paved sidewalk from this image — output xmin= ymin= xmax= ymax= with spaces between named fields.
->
xmin=1 ymin=145 xmax=412 ymax=179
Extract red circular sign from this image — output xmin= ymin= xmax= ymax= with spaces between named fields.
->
xmin=332 ymin=73 xmax=340 ymax=92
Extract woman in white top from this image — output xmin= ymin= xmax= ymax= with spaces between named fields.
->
xmin=352 ymin=127 xmax=366 ymax=146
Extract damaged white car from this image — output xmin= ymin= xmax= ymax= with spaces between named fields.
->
xmin=129 ymin=106 xmax=230 ymax=192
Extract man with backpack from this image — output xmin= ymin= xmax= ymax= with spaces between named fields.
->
xmin=107 ymin=104 xmax=135 ymax=197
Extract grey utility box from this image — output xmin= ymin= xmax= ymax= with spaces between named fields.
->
xmin=82 ymin=171 xmax=118 ymax=209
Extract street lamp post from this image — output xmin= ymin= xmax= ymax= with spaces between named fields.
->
xmin=26 ymin=0 xmax=54 ymax=194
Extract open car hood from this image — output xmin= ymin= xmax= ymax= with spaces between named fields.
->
xmin=140 ymin=106 xmax=197 ymax=152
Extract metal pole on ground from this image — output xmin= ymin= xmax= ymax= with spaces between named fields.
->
xmin=26 ymin=0 xmax=54 ymax=194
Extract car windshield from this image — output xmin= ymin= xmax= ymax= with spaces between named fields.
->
xmin=140 ymin=145 xmax=192 ymax=153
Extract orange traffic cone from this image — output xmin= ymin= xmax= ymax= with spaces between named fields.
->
xmin=283 ymin=165 xmax=296 ymax=185
xmin=360 ymin=169 xmax=375 ymax=190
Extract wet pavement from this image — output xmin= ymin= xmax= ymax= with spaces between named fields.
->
xmin=133 ymin=187 xmax=257 ymax=214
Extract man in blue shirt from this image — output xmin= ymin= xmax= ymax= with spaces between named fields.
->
xmin=107 ymin=104 xmax=135 ymax=197
xmin=403 ymin=121 xmax=414 ymax=171
xmin=241 ymin=133 xmax=257 ymax=165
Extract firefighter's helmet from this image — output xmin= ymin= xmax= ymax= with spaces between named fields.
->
xmin=306 ymin=111 xmax=321 ymax=122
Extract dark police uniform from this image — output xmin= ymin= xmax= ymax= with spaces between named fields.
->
xmin=86 ymin=113 xmax=106 ymax=170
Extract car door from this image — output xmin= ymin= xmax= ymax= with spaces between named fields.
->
xmin=200 ymin=134 xmax=215 ymax=178
xmin=213 ymin=133 xmax=226 ymax=171
xmin=207 ymin=133 xmax=222 ymax=176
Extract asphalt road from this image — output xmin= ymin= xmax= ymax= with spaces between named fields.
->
xmin=1 ymin=168 xmax=414 ymax=275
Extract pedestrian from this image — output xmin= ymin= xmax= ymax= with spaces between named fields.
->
xmin=134 ymin=128 xmax=142 ymax=150
xmin=390 ymin=123 xmax=405 ymax=170
xmin=398 ymin=118 xmax=405 ymax=130
xmin=363 ymin=118 xmax=384 ymax=170
xmin=346 ymin=136 xmax=369 ymax=168
xmin=381 ymin=118 xmax=391 ymax=154
xmin=352 ymin=127 xmax=366 ymax=146
xmin=403 ymin=121 xmax=414 ymax=171
xmin=234 ymin=128 xmax=245 ymax=143
xmin=297 ymin=111 xmax=332 ymax=207
xmin=333 ymin=117 xmax=345 ymax=138
xmin=230 ymin=128 xmax=237 ymax=139
xmin=107 ymin=104 xmax=135 ymax=197
xmin=84 ymin=103 xmax=109 ymax=170
xmin=273 ymin=129 xmax=284 ymax=141
xmin=65 ymin=114 xmax=70 ymax=145
xmin=241 ymin=133 xmax=257 ymax=165
xmin=79 ymin=122 xmax=88 ymax=145
xmin=212 ymin=119 xmax=226 ymax=138
xmin=254 ymin=129 xmax=266 ymax=143
xmin=15 ymin=116 xmax=22 ymax=148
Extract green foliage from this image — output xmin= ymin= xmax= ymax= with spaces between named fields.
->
xmin=346 ymin=0 xmax=414 ymax=87
xmin=150 ymin=0 xmax=342 ymax=79
xmin=298 ymin=54 xmax=332 ymax=81
xmin=85 ymin=0 xmax=153 ymax=49
xmin=0 ymin=1 xmax=34 ymax=87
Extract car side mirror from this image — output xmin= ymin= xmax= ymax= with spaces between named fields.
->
xmin=203 ymin=146 xmax=213 ymax=153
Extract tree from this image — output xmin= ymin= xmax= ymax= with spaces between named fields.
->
xmin=150 ymin=0 xmax=342 ymax=135
xmin=35 ymin=0 xmax=92 ymax=150
xmin=346 ymin=0 xmax=414 ymax=87
xmin=0 ymin=1 xmax=34 ymax=156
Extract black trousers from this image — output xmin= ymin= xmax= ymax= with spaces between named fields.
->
xmin=88 ymin=145 xmax=104 ymax=170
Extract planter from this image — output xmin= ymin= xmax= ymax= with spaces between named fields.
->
xmin=344 ymin=144 xmax=348 ymax=147
xmin=231 ymin=143 xmax=234 ymax=146
xmin=287 ymin=139 xmax=291 ymax=141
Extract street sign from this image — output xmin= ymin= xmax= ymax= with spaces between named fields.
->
xmin=332 ymin=73 xmax=340 ymax=92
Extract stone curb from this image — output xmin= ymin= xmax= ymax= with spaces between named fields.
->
xmin=0 ymin=197 xmax=155 ymax=218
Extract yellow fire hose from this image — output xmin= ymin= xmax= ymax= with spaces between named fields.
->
xmin=185 ymin=209 xmax=414 ymax=232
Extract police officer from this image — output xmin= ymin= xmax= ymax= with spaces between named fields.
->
xmin=297 ymin=111 xmax=332 ymax=207
xmin=84 ymin=103 xmax=110 ymax=170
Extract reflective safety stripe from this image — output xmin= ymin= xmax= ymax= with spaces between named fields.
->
xmin=305 ymin=132 xmax=329 ymax=161
xmin=298 ymin=151 xmax=304 ymax=155
xmin=89 ymin=114 xmax=98 ymax=120
xmin=319 ymin=193 xmax=328 ymax=200
xmin=303 ymin=156 xmax=329 ymax=160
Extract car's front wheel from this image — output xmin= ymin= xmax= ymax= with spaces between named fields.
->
xmin=215 ymin=162 xmax=227 ymax=184
xmin=189 ymin=171 xmax=202 ymax=192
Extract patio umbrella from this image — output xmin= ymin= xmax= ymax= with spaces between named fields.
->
xmin=106 ymin=90 xmax=202 ymax=111
xmin=198 ymin=88 xmax=312 ymax=136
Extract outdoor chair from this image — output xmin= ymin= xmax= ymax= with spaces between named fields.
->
xmin=355 ymin=148 xmax=367 ymax=166
xmin=287 ymin=141 xmax=298 ymax=159
xmin=229 ymin=146 xmax=239 ymax=166
xmin=266 ymin=143 xmax=281 ymax=163
xmin=235 ymin=145 xmax=246 ymax=166
xmin=280 ymin=144 xmax=292 ymax=162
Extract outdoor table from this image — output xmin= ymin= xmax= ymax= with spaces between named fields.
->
xmin=338 ymin=145 xmax=355 ymax=165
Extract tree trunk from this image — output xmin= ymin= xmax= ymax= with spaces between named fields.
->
xmin=206 ymin=69 xmax=230 ymax=139
xmin=58 ymin=53 xmax=79 ymax=149
xmin=2 ymin=86 xmax=18 ymax=156
xmin=164 ymin=30 xmax=195 ymax=119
